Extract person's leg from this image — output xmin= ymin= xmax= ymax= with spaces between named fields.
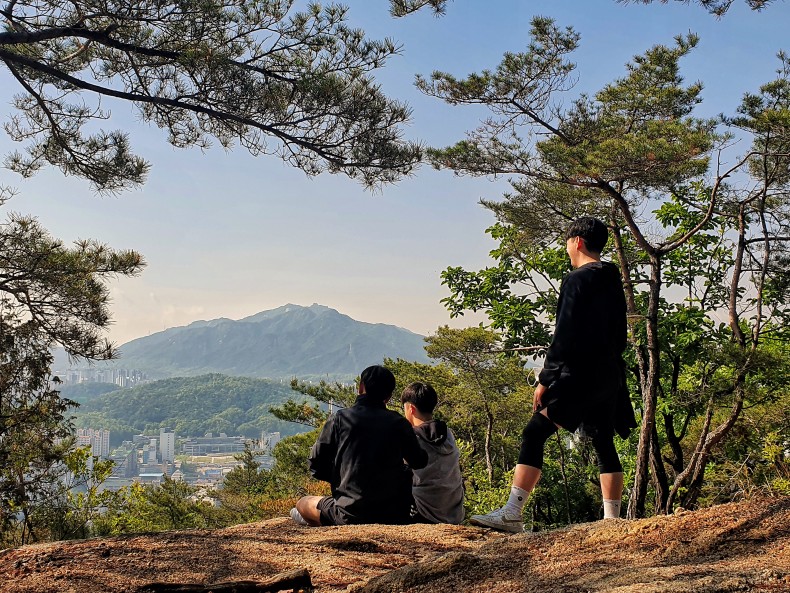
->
xmin=591 ymin=430 xmax=624 ymax=519
xmin=512 ymin=462 xmax=542 ymax=492
xmin=470 ymin=411 xmax=557 ymax=533
xmin=293 ymin=495 xmax=324 ymax=526
xmin=600 ymin=472 xmax=623 ymax=499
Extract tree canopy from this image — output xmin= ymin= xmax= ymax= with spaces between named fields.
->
xmin=618 ymin=0 xmax=777 ymax=17
xmin=0 ymin=0 xmax=425 ymax=192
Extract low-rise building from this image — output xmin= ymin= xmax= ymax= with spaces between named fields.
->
xmin=182 ymin=435 xmax=248 ymax=455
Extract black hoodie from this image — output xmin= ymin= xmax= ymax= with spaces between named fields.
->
xmin=538 ymin=261 xmax=634 ymax=434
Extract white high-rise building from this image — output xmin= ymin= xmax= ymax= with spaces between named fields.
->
xmin=75 ymin=428 xmax=111 ymax=458
xmin=159 ymin=428 xmax=175 ymax=463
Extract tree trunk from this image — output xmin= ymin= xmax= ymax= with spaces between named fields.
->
xmin=555 ymin=432 xmax=572 ymax=523
xmin=681 ymin=384 xmax=746 ymax=509
xmin=484 ymin=409 xmax=495 ymax=483
xmin=650 ymin=422 xmax=669 ymax=513
xmin=663 ymin=411 xmax=686 ymax=475
xmin=137 ymin=569 xmax=313 ymax=593
xmin=667 ymin=394 xmax=715 ymax=511
xmin=628 ymin=255 xmax=662 ymax=519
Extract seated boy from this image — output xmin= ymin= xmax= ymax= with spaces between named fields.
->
xmin=291 ymin=365 xmax=428 ymax=526
xmin=402 ymin=382 xmax=465 ymax=524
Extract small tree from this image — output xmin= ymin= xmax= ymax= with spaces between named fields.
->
xmin=0 ymin=213 xmax=143 ymax=545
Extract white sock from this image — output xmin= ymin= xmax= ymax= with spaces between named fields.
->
xmin=603 ymin=499 xmax=621 ymax=519
xmin=503 ymin=486 xmax=530 ymax=516
xmin=290 ymin=508 xmax=309 ymax=526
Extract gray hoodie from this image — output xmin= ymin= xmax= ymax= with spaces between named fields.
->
xmin=412 ymin=420 xmax=465 ymax=524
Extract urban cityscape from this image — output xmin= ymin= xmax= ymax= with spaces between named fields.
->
xmin=52 ymin=366 xmax=287 ymax=501
xmin=75 ymin=426 xmax=282 ymax=494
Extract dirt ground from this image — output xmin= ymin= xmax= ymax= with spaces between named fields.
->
xmin=1 ymin=496 xmax=788 ymax=593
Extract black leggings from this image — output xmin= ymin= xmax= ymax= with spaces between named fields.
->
xmin=517 ymin=412 xmax=622 ymax=473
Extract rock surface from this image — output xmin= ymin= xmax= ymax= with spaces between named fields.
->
xmin=1 ymin=496 xmax=789 ymax=592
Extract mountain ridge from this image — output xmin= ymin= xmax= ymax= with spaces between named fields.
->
xmin=53 ymin=304 xmax=430 ymax=380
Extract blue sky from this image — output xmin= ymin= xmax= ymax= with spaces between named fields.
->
xmin=1 ymin=0 xmax=788 ymax=346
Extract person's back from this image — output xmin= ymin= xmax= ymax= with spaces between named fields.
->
xmin=557 ymin=260 xmax=627 ymax=376
xmin=412 ymin=419 xmax=464 ymax=524
xmin=293 ymin=365 xmax=428 ymax=526
xmin=402 ymin=382 xmax=464 ymax=524
xmin=311 ymin=395 xmax=422 ymax=524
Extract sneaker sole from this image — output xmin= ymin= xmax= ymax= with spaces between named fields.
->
xmin=469 ymin=515 xmax=524 ymax=533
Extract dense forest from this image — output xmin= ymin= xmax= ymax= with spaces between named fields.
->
xmin=71 ymin=374 xmax=307 ymax=445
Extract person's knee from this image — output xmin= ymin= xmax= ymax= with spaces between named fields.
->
xmin=598 ymin=457 xmax=622 ymax=474
xmin=592 ymin=436 xmax=622 ymax=474
xmin=296 ymin=496 xmax=317 ymax=517
xmin=295 ymin=496 xmax=309 ymax=515
xmin=517 ymin=413 xmax=558 ymax=469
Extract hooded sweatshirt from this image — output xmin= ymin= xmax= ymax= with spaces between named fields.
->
xmin=411 ymin=419 xmax=465 ymax=524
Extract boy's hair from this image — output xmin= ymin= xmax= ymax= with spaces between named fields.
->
xmin=401 ymin=382 xmax=438 ymax=415
xmin=564 ymin=216 xmax=608 ymax=254
xmin=360 ymin=365 xmax=396 ymax=401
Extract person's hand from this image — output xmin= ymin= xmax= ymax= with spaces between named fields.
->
xmin=533 ymin=383 xmax=548 ymax=412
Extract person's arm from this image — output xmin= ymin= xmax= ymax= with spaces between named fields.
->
xmin=308 ymin=415 xmax=336 ymax=483
xmin=400 ymin=419 xmax=428 ymax=470
xmin=538 ymin=273 xmax=583 ymax=387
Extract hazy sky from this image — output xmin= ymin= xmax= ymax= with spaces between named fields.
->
xmin=1 ymin=0 xmax=788 ymax=346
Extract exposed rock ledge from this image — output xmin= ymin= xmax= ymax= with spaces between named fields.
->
xmin=1 ymin=496 xmax=788 ymax=593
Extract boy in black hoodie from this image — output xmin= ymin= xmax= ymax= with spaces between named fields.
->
xmin=470 ymin=217 xmax=633 ymax=533
xmin=402 ymin=382 xmax=464 ymax=524
xmin=291 ymin=365 xmax=428 ymax=526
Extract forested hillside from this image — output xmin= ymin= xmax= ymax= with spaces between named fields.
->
xmin=72 ymin=374 xmax=306 ymax=444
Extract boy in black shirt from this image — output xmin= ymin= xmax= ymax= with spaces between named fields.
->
xmin=291 ymin=365 xmax=428 ymax=526
xmin=470 ymin=217 xmax=633 ymax=533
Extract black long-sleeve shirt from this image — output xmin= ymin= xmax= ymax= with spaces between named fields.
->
xmin=539 ymin=261 xmax=627 ymax=391
xmin=308 ymin=395 xmax=428 ymax=524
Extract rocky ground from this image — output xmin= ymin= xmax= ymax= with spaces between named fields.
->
xmin=1 ymin=496 xmax=788 ymax=593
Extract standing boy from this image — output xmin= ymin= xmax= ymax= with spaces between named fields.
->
xmin=292 ymin=365 xmax=428 ymax=526
xmin=402 ymin=382 xmax=465 ymax=524
xmin=470 ymin=216 xmax=633 ymax=533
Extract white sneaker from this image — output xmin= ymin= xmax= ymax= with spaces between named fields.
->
xmin=469 ymin=507 xmax=525 ymax=533
xmin=290 ymin=507 xmax=309 ymax=526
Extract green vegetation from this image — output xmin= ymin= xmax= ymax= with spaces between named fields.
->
xmin=420 ymin=18 xmax=790 ymax=518
xmin=59 ymin=383 xmax=121 ymax=404
xmin=73 ymin=374 xmax=309 ymax=441
xmin=0 ymin=2 xmax=423 ymax=192
xmin=0 ymin=218 xmax=144 ymax=547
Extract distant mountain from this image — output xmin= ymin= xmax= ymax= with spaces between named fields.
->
xmin=58 ymin=304 xmax=430 ymax=380
xmin=72 ymin=374 xmax=304 ymax=445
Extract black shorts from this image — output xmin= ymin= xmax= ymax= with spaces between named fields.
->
xmin=541 ymin=375 xmax=617 ymax=435
xmin=316 ymin=496 xmax=349 ymax=526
